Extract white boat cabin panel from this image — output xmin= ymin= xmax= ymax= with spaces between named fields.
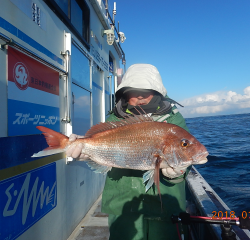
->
xmin=0 ymin=0 xmax=125 ymax=240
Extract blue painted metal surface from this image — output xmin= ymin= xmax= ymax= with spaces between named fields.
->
xmin=0 ymin=134 xmax=48 ymax=171
xmin=8 ymin=99 xmax=60 ymax=136
xmin=0 ymin=16 xmax=63 ymax=65
xmin=0 ymin=163 xmax=57 ymax=240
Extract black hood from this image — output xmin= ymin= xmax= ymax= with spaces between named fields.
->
xmin=113 ymin=94 xmax=183 ymax=118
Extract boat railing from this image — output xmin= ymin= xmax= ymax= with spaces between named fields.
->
xmin=185 ymin=166 xmax=250 ymax=240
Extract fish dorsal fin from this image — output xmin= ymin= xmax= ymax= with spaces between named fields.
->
xmin=85 ymin=111 xmax=154 ymax=138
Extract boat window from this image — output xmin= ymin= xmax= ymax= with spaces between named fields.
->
xmin=54 ymin=0 xmax=68 ymax=16
xmin=71 ymin=44 xmax=90 ymax=91
xmin=45 ymin=0 xmax=90 ymax=49
xmin=72 ymin=84 xmax=91 ymax=136
xmin=71 ymin=0 xmax=83 ymax=36
xmin=92 ymin=68 xmax=103 ymax=125
xmin=104 ymin=74 xmax=112 ymax=120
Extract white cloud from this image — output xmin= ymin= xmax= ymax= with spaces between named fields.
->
xmin=244 ymin=86 xmax=250 ymax=95
xmin=179 ymin=86 xmax=250 ymax=118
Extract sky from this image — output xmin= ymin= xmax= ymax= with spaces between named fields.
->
xmin=108 ymin=0 xmax=250 ymax=118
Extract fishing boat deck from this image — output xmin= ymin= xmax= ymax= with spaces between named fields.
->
xmin=67 ymin=195 xmax=109 ymax=240
xmin=67 ymin=167 xmax=250 ymax=240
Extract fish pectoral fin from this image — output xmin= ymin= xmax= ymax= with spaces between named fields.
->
xmin=143 ymin=170 xmax=154 ymax=192
xmin=85 ymin=160 xmax=112 ymax=174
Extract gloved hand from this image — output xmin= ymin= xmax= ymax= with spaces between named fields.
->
xmin=66 ymin=134 xmax=89 ymax=160
xmin=161 ymin=167 xmax=187 ymax=179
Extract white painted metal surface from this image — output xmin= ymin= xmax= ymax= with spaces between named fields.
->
xmin=0 ymin=39 xmax=7 ymax=137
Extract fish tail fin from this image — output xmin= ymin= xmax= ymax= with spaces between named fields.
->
xmin=32 ymin=126 xmax=69 ymax=158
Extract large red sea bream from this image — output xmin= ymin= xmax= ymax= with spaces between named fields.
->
xmin=32 ymin=114 xmax=208 ymax=196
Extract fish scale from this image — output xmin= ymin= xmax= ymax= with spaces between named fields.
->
xmin=81 ymin=122 xmax=162 ymax=170
xmin=84 ymin=140 xmax=156 ymax=169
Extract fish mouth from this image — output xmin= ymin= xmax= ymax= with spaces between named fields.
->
xmin=170 ymin=156 xmax=208 ymax=174
xmin=165 ymin=149 xmax=209 ymax=169
xmin=196 ymin=158 xmax=208 ymax=164
xmin=192 ymin=151 xmax=209 ymax=164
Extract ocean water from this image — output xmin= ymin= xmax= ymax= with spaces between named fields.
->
xmin=185 ymin=113 xmax=250 ymax=217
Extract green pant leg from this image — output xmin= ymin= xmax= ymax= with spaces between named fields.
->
xmin=108 ymin=214 xmax=188 ymax=240
xmin=147 ymin=219 xmax=188 ymax=240
xmin=108 ymin=214 xmax=147 ymax=240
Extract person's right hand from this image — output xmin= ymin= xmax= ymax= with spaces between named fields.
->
xmin=162 ymin=166 xmax=186 ymax=179
xmin=66 ymin=134 xmax=89 ymax=160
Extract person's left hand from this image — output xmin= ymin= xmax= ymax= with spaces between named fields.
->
xmin=161 ymin=167 xmax=187 ymax=179
xmin=66 ymin=134 xmax=89 ymax=160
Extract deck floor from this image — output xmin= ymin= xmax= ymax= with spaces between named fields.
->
xmin=67 ymin=195 xmax=109 ymax=240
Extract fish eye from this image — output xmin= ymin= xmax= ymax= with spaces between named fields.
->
xmin=181 ymin=139 xmax=190 ymax=148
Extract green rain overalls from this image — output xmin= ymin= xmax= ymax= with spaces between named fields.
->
xmin=101 ymin=105 xmax=190 ymax=240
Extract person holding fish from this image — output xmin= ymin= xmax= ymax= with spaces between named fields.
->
xmin=33 ymin=64 xmax=208 ymax=239
xmin=64 ymin=64 xmax=208 ymax=240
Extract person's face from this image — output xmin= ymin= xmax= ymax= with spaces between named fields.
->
xmin=126 ymin=91 xmax=154 ymax=106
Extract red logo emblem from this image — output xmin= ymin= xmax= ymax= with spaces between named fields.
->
xmin=13 ymin=62 xmax=29 ymax=90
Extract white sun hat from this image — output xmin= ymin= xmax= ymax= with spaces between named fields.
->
xmin=116 ymin=64 xmax=167 ymax=98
